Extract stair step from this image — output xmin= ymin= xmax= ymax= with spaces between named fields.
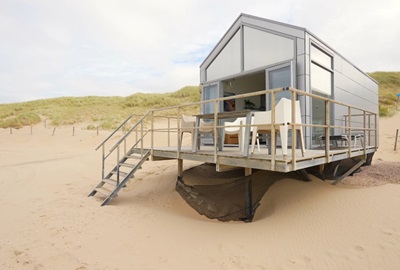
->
xmin=94 ymin=187 xmax=114 ymax=197
xmin=110 ymin=170 xmax=128 ymax=177
xmin=102 ymin=178 xmax=118 ymax=186
xmin=119 ymin=163 xmax=136 ymax=168
xmin=90 ymin=149 xmax=150 ymax=206
xmin=125 ymin=153 xmax=148 ymax=159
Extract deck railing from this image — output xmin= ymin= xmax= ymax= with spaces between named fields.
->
xmin=97 ymin=87 xmax=378 ymax=173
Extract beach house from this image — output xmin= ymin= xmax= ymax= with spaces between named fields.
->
xmin=200 ymin=13 xmax=378 ymax=151
xmin=89 ymin=14 xmax=379 ymax=220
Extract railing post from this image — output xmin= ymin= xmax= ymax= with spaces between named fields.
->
xmin=363 ymin=111 xmax=367 ymax=157
xmin=140 ymin=119 xmax=144 ymax=158
xmin=177 ymin=107 xmax=181 ymax=156
xmin=325 ymin=100 xmax=330 ymax=163
xmin=291 ymin=90 xmax=297 ymax=170
xmin=168 ymin=116 xmax=171 ymax=147
xmin=347 ymin=106 xmax=352 ymax=156
xmin=213 ymin=100 xmax=219 ymax=163
xmin=117 ymin=145 xmax=120 ymax=185
xmin=124 ymin=138 xmax=126 ymax=157
xmin=135 ymin=129 xmax=138 ymax=145
xmin=101 ymin=145 xmax=105 ymax=180
xmin=271 ymin=91 xmax=276 ymax=171
xmin=151 ymin=111 xmax=154 ymax=156
xmin=375 ymin=114 xmax=378 ymax=151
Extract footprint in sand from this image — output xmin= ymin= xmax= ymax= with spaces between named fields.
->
xmin=13 ymin=249 xmax=32 ymax=265
xmin=354 ymin=245 xmax=365 ymax=252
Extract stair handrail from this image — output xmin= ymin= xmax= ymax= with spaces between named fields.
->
xmin=108 ymin=111 xmax=151 ymax=153
xmin=95 ymin=114 xmax=134 ymax=151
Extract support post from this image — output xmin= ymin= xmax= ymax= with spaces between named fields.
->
xmin=299 ymin=169 xmax=311 ymax=182
xmin=177 ymin=159 xmax=183 ymax=179
xmin=244 ymin=175 xmax=253 ymax=222
xmin=244 ymin=167 xmax=252 ymax=176
xmin=395 ymin=129 xmax=399 ymax=151
xmin=332 ymin=159 xmax=365 ymax=185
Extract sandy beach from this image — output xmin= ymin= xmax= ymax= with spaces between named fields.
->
xmin=1 ymin=113 xmax=399 ymax=270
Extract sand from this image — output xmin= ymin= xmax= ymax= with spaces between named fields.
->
xmin=0 ymin=113 xmax=399 ymax=270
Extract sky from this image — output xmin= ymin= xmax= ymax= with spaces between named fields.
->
xmin=1 ymin=0 xmax=399 ymax=103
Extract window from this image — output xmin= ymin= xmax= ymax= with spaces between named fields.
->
xmin=311 ymin=45 xmax=332 ymax=68
xmin=310 ymin=44 xmax=332 ymax=95
xmin=311 ymin=64 xmax=332 ymax=95
xmin=244 ymin=26 xmax=294 ymax=71
xmin=310 ymin=44 xmax=333 ymax=145
xmin=206 ymin=30 xmax=241 ymax=81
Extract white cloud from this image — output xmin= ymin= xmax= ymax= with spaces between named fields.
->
xmin=0 ymin=0 xmax=399 ymax=103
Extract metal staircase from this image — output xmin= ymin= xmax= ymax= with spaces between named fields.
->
xmin=89 ymin=113 xmax=151 ymax=206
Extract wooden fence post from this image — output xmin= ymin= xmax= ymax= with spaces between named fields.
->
xmin=73 ymin=126 xmax=75 ymax=136
xmin=10 ymin=127 xmax=12 ymax=134
xmin=395 ymin=129 xmax=399 ymax=151
xmin=52 ymin=127 xmax=56 ymax=136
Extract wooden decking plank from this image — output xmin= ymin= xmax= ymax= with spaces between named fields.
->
xmin=147 ymin=145 xmax=375 ymax=173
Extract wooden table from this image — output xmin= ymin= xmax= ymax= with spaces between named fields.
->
xmin=192 ymin=110 xmax=253 ymax=157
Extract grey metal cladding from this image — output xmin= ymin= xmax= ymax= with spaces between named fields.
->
xmin=240 ymin=13 xmax=305 ymax=39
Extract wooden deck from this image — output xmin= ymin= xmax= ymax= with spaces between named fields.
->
xmin=91 ymin=87 xmax=378 ymax=207
xmin=148 ymin=145 xmax=376 ymax=173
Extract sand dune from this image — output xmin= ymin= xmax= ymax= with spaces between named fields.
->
xmin=0 ymin=114 xmax=399 ymax=269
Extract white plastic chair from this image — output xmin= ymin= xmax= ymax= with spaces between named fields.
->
xmin=223 ymin=117 xmax=244 ymax=151
xmin=180 ymin=115 xmax=214 ymax=150
xmin=196 ymin=119 xmax=214 ymax=150
xmin=179 ymin=115 xmax=196 ymax=150
xmin=251 ymin=98 xmax=305 ymax=156
xmin=223 ymin=117 xmax=260 ymax=152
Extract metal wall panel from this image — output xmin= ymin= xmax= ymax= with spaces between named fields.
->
xmin=334 ymin=56 xmax=378 ymax=114
xmin=243 ymin=26 xmax=295 ymax=71
xmin=242 ymin=15 xmax=305 ymax=38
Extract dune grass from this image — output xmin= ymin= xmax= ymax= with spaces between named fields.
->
xmin=368 ymin=72 xmax=400 ymax=117
xmin=1 ymin=73 xmax=399 ymax=129
xmin=0 ymin=86 xmax=201 ymax=129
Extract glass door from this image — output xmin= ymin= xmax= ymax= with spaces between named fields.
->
xmin=202 ymin=82 xmax=222 ymax=114
xmin=263 ymin=62 xmax=294 ymax=149
xmin=265 ymin=61 xmax=294 ymax=110
xmin=201 ymin=82 xmax=222 ymax=145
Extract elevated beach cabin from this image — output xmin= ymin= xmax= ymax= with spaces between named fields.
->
xmin=89 ymin=14 xmax=379 ymax=219
xmin=199 ymin=13 xmax=378 ymax=152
